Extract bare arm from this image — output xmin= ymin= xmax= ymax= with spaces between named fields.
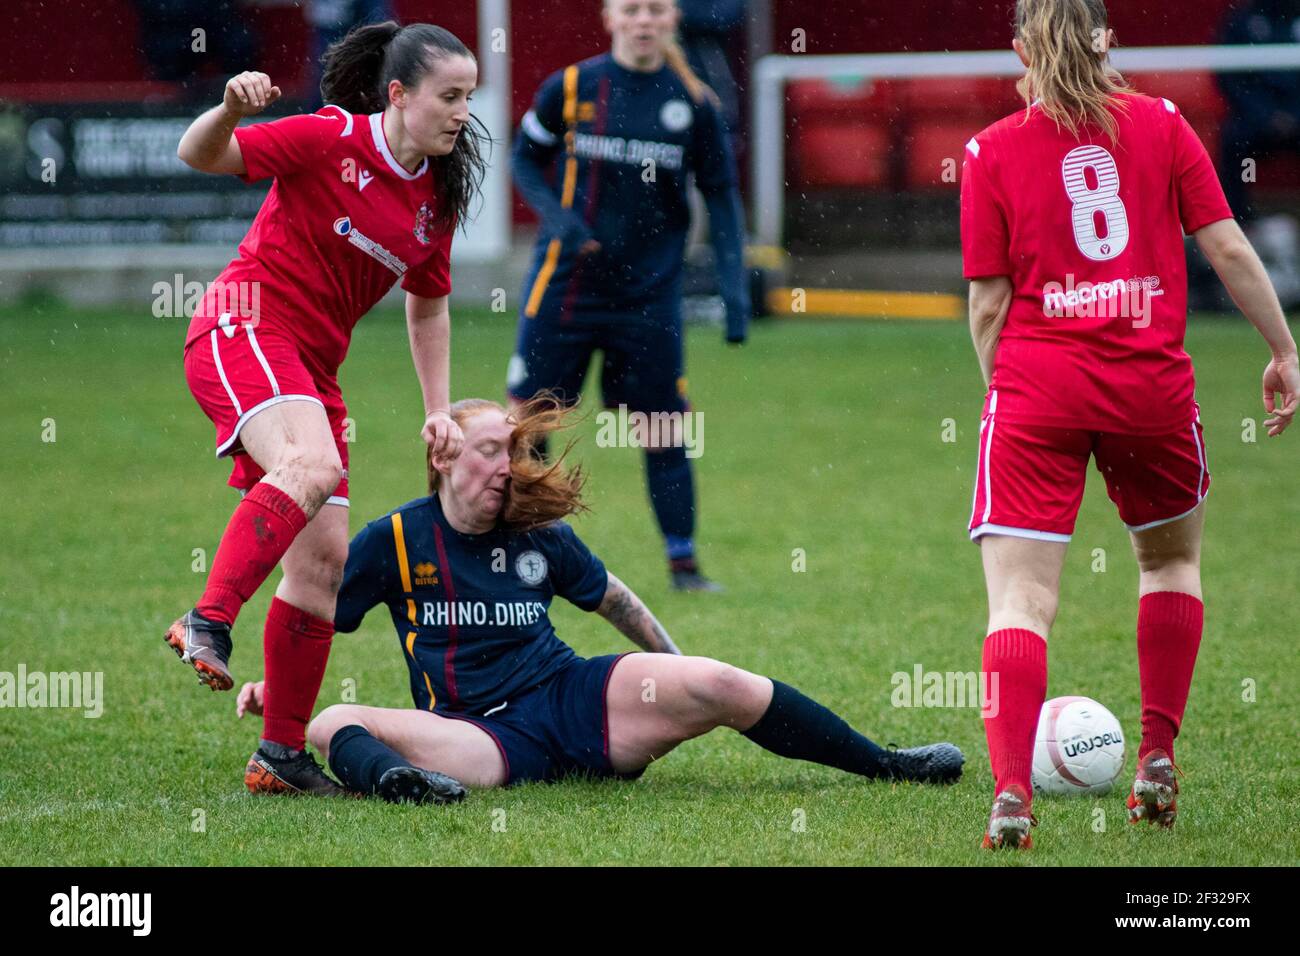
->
xmin=595 ymin=572 xmax=681 ymax=654
xmin=405 ymin=293 xmax=463 ymax=458
xmin=1196 ymin=219 xmax=1297 ymax=355
xmin=176 ymin=71 xmax=281 ymax=175
xmin=969 ymin=276 xmax=1013 ymax=388
xmin=1195 ymin=218 xmax=1300 ymax=436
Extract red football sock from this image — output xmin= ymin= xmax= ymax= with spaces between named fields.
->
xmin=1136 ymin=591 xmax=1203 ymax=761
xmin=261 ymin=597 xmax=334 ymax=752
xmin=196 ymin=482 xmax=308 ymax=627
xmin=981 ymin=628 xmax=1048 ymax=799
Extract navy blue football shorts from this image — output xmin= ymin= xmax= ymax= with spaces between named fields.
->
xmin=441 ymin=653 xmax=645 ymax=785
xmin=507 ymin=314 xmax=688 ymax=415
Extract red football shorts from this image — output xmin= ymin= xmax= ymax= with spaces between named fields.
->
xmin=969 ymin=393 xmax=1209 ymax=542
xmin=183 ymin=318 xmax=350 ymax=505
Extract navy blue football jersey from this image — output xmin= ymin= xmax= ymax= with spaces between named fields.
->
xmin=513 ymin=52 xmax=738 ymax=321
xmin=335 ymin=494 xmax=609 ymax=715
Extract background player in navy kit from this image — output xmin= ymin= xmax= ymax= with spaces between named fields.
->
xmin=507 ymin=0 xmax=750 ymax=592
xmin=236 ymin=399 xmax=964 ymax=797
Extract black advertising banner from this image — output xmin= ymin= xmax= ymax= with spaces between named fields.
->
xmin=0 ymin=103 xmax=292 ymax=247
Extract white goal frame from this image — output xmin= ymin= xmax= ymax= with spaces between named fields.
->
xmin=750 ymin=44 xmax=1300 ymax=246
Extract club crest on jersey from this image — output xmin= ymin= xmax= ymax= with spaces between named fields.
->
xmin=660 ymin=99 xmax=692 ymax=132
xmin=413 ymin=201 xmax=436 ymax=245
xmin=333 ymin=216 xmax=351 ymax=236
xmin=515 ymin=550 xmax=548 ymax=586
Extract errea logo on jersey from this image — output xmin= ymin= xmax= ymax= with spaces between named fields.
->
xmin=413 ymin=562 xmax=439 ymax=586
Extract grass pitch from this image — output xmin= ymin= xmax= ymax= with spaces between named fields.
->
xmin=1 ymin=302 xmax=1296 ymax=866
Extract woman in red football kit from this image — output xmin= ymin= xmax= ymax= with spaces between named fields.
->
xmin=961 ymin=0 xmax=1300 ymax=848
xmin=168 ymin=22 xmax=488 ymax=795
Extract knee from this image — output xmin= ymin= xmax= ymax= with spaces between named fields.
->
xmin=301 ymin=451 xmax=344 ymax=502
xmin=997 ymin=581 xmax=1060 ymax=633
xmin=308 ymin=704 xmax=365 ymax=757
xmin=684 ymin=661 xmax=755 ymax=723
xmin=275 ymin=447 xmax=344 ymax=505
xmin=1133 ymin=541 xmax=1198 ymax=577
xmin=1137 ymin=557 xmax=1201 ymax=594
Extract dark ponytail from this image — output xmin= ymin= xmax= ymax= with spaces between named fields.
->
xmin=320 ymin=21 xmax=491 ymax=233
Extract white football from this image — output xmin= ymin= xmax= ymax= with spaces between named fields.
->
xmin=1032 ymin=696 xmax=1126 ymax=796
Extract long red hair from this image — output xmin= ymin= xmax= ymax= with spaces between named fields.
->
xmin=427 ymin=395 xmax=588 ymax=532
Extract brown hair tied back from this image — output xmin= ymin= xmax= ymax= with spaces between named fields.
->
xmin=319 ymin=20 xmax=491 ymax=233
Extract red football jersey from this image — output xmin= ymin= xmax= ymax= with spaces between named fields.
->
xmin=961 ymin=92 xmax=1233 ymax=434
xmin=184 ymin=106 xmax=454 ymax=376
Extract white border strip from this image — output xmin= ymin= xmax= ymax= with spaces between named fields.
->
xmin=520 ymin=109 xmax=556 ymax=146
xmin=215 ymin=394 xmax=325 ymax=457
xmin=1124 ymin=497 xmax=1206 ymax=533
xmin=245 ymin=327 xmax=280 ymax=396
xmin=981 ymin=394 xmax=998 ymax=525
xmin=968 ymin=416 xmax=989 ymax=528
xmin=370 ymin=112 xmax=428 ymax=180
xmin=971 ymin=522 xmax=1072 ymax=543
xmin=320 ymin=103 xmax=355 ymax=137
xmin=210 ymin=329 xmax=242 ymax=417
xmin=1125 ymin=421 xmax=1209 ymax=531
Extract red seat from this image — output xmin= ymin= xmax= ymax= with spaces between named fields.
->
xmin=791 ymin=121 xmax=891 ymax=188
xmin=786 ymin=77 xmax=896 ymax=119
xmin=786 ymin=78 xmax=894 ymax=190
xmin=905 ymin=124 xmax=972 ymax=190
xmin=903 ymin=76 xmax=1021 ymax=116
xmin=1125 ymin=71 xmax=1226 ymax=122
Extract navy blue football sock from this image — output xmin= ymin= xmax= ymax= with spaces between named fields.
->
xmin=328 ymin=724 xmax=409 ymax=795
xmin=741 ymin=680 xmax=890 ymax=778
xmin=645 ymin=445 xmax=696 ymax=560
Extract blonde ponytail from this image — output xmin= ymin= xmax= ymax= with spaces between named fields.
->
xmin=1015 ymin=0 xmax=1131 ymax=141
xmin=663 ymin=37 xmax=719 ymax=107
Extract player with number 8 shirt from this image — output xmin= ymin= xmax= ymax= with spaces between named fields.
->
xmin=960 ymin=0 xmax=1299 ymax=849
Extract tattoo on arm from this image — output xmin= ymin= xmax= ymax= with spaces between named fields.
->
xmin=597 ymin=573 xmax=681 ymax=654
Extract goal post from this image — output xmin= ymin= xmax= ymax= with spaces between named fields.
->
xmin=750 ymin=43 xmax=1300 ymax=248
